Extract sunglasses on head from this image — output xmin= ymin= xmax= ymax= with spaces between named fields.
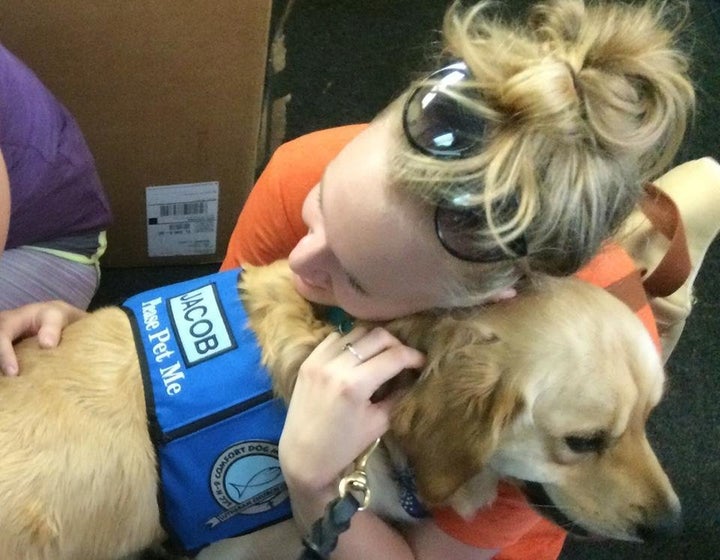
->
xmin=402 ymin=61 xmax=527 ymax=262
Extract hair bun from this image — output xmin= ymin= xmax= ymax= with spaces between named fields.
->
xmin=530 ymin=0 xmax=694 ymax=179
xmin=397 ymin=0 xmax=696 ymax=278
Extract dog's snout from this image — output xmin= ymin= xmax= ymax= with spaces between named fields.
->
xmin=636 ymin=506 xmax=683 ymax=541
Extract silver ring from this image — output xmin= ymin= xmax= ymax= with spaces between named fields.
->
xmin=343 ymin=342 xmax=364 ymax=362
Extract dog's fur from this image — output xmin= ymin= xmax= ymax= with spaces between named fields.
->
xmin=1 ymin=260 xmax=678 ymax=559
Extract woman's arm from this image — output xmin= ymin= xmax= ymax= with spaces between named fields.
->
xmin=285 ymin=488 xmax=498 ymax=560
xmin=405 ymin=521 xmax=498 ymax=560
xmin=279 ymin=327 xmax=498 ymax=560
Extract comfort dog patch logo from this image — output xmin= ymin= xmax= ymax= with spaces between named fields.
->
xmin=207 ymin=440 xmax=289 ymax=527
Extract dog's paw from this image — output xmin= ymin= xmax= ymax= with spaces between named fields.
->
xmin=446 ymin=470 xmax=501 ymax=520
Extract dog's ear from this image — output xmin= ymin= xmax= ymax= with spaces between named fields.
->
xmin=389 ymin=313 xmax=524 ymax=506
xmin=241 ymin=261 xmax=335 ymax=402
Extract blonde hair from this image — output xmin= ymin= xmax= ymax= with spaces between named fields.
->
xmin=389 ymin=0 xmax=694 ymax=298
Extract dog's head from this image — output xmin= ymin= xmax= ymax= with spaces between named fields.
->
xmin=387 ymin=276 xmax=679 ymax=542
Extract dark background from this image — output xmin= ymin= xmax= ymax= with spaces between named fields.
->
xmin=98 ymin=1 xmax=719 ymax=558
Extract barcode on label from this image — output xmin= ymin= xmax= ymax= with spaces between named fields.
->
xmin=159 ymin=201 xmax=207 ymax=217
xmin=168 ymin=223 xmax=191 ymax=232
xmin=194 ymin=219 xmax=215 ymax=233
xmin=146 ymin=181 xmax=219 ymax=257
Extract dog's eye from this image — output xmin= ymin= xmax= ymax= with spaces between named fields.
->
xmin=564 ymin=433 xmax=606 ymax=454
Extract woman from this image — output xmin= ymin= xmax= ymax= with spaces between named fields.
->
xmin=0 ymin=1 xmax=694 ymax=558
xmin=213 ymin=1 xmax=694 ymax=557
xmin=0 ymin=43 xmax=112 ymax=313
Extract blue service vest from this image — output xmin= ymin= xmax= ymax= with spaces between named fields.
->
xmin=123 ymin=269 xmax=291 ymax=555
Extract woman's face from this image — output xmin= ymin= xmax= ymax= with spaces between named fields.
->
xmin=288 ymin=117 xmax=458 ymax=320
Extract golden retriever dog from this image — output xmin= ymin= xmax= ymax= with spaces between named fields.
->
xmin=1 ymin=260 xmax=678 ymax=559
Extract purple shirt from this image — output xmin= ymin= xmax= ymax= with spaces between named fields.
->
xmin=0 ymin=43 xmax=111 ymax=251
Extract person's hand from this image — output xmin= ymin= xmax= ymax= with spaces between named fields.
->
xmin=279 ymin=326 xmax=425 ymax=493
xmin=0 ymin=300 xmax=87 ymax=376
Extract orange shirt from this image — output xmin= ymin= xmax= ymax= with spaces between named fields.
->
xmin=222 ymin=126 xmax=660 ymax=558
xmin=221 ymin=124 xmax=369 ymax=270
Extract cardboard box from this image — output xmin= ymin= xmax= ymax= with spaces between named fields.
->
xmin=0 ymin=1 xmax=271 ymax=266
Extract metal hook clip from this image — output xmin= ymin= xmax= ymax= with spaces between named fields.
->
xmin=337 ymin=438 xmax=380 ymax=511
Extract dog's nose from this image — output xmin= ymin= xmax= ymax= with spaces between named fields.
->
xmin=636 ymin=507 xmax=683 ymax=541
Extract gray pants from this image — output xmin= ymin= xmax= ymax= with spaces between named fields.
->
xmin=0 ymin=246 xmax=99 ymax=311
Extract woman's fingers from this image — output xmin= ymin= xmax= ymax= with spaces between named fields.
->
xmin=280 ymin=326 xmax=425 ymax=488
xmin=332 ymin=327 xmax=426 ymax=398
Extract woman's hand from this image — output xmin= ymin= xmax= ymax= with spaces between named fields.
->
xmin=0 ymin=300 xmax=87 ymax=375
xmin=278 ymin=327 xmax=499 ymax=560
xmin=279 ymin=326 xmax=425 ymax=517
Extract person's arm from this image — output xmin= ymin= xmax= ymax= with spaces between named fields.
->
xmin=0 ymin=149 xmax=10 ymax=256
xmin=279 ymin=327 xmax=497 ymax=560
xmin=0 ymin=150 xmax=85 ymax=374
xmin=405 ymin=521 xmax=499 ymax=559
xmin=286 ymin=492 xmax=498 ymax=560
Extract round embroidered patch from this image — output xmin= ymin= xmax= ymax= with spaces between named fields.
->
xmin=208 ymin=440 xmax=289 ymax=526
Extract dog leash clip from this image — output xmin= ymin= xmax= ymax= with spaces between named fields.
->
xmin=297 ymin=439 xmax=381 ymax=559
xmin=337 ymin=438 xmax=380 ymax=511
